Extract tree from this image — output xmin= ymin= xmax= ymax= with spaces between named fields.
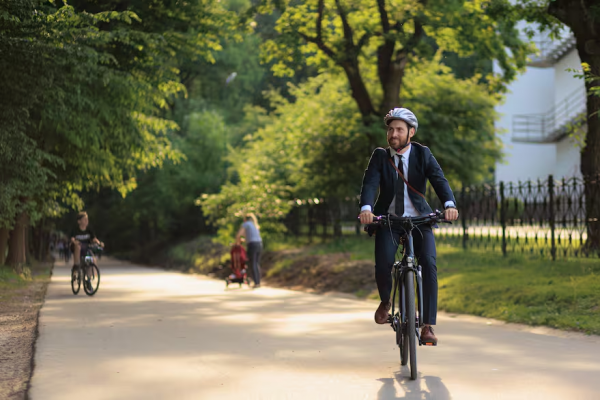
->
xmin=260 ymin=0 xmax=532 ymax=146
xmin=201 ymin=57 xmax=501 ymax=240
xmin=546 ymin=0 xmax=600 ymax=251
xmin=0 ymin=0 xmax=233 ymax=268
xmin=489 ymin=0 xmax=600 ymax=250
xmin=81 ymin=110 xmax=231 ymax=257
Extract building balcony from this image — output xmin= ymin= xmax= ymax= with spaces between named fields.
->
xmin=512 ymin=87 xmax=587 ymax=143
xmin=527 ymin=34 xmax=576 ymax=68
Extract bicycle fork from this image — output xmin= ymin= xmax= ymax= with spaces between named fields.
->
xmin=398 ymin=260 xmax=431 ymax=346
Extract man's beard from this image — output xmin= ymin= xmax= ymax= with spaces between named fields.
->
xmin=388 ymin=136 xmax=410 ymax=151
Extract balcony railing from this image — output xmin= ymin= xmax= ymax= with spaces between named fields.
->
xmin=526 ymin=34 xmax=576 ymax=68
xmin=512 ymin=87 xmax=587 ymax=143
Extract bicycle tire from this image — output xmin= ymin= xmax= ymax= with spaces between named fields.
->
xmin=405 ymin=270 xmax=417 ymax=380
xmin=83 ymin=264 xmax=100 ymax=296
xmin=395 ymin=272 xmax=408 ymax=366
xmin=71 ymin=266 xmax=81 ymax=295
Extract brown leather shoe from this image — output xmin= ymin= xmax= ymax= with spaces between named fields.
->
xmin=421 ymin=325 xmax=438 ymax=345
xmin=374 ymin=301 xmax=391 ymax=324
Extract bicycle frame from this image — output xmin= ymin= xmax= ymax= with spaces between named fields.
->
xmin=390 ymin=220 xmax=424 ymax=343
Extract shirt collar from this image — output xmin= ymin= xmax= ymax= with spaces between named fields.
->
xmin=389 ymin=143 xmax=412 ymax=159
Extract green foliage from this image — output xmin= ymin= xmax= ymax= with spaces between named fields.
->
xmin=402 ymin=57 xmax=502 ymax=186
xmin=80 ymin=110 xmax=229 ymax=253
xmin=199 ymin=73 xmax=363 ymax=242
xmin=54 ymin=2 xmax=314 ymax=256
xmin=261 ymin=0 xmax=533 ymax=92
xmin=201 ymin=58 xmax=502 ymax=241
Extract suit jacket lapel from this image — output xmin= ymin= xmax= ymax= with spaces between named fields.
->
xmin=386 ymin=147 xmax=398 ymax=193
xmin=406 ymin=145 xmax=421 ymax=200
xmin=407 ymin=144 xmax=418 ymax=186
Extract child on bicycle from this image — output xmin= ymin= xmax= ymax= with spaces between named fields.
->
xmin=70 ymin=212 xmax=103 ymax=272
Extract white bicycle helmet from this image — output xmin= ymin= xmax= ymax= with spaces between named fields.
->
xmin=384 ymin=108 xmax=418 ymax=131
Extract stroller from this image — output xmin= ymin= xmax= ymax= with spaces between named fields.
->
xmin=225 ymin=244 xmax=251 ymax=288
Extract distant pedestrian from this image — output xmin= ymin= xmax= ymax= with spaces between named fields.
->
xmin=236 ymin=213 xmax=263 ymax=288
xmin=57 ymin=240 xmax=65 ymax=259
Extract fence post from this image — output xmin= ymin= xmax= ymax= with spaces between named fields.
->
xmin=500 ymin=181 xmax=507 ymax=257
xmin=549 ymin=174 xmax=556 ymax=261
xmin=461 ymin=186 xmax=467 ymax=250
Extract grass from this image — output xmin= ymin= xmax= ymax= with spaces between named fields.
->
xmin=169 ymin=233 xmax=600 ymax=335
xmin=0 ymin=265 xmax=30 ymax=290
xmin=436 ymin=246 xmax=600 ymax=335
xmin=0 ymin=262 xmax=50 ymax=304
xmin=167 ymin=236 xmax=230 ymax=274
xmin=266 ymin=234 xmax=600 ymax=335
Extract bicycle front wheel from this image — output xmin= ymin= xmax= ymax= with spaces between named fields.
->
xmin=395 ymin=271 xmax=408 ymax=366
xmin=71 ymin=266 xmax=81 ymax=295
xmin=83 ymin=264 xmax=101 ymax=296
xmin=405 ymin=270 xmax=417 ymax=380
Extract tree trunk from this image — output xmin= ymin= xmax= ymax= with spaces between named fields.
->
xmin=6 ymin=211 xmax=29 ymax=274
xmin=0 ymin=227 xmax=8 ymax=265
xmin=31 ymin=220 xmax=50 ymax=262
xmin=332 ymin=198 xmax=342 ymax=238
xmin=580 ymin=56 xmax=600 ymax=252
xmin=549 ymin=0 xmax=600 ymax=251
xmin=341 ymin=61 xmax=376 ymax=119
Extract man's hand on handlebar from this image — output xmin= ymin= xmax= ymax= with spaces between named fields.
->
xmin=444 ymin=208 xmax=459 ymax=221
xmin=359 ymin=210 xmax=374 ymax=225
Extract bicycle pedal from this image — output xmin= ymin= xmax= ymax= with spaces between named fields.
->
xmin=423 ymin=342 xmax=437 ymax=346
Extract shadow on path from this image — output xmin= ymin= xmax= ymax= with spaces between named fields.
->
xmin=377 ymin=369 xmax=452 ymax=400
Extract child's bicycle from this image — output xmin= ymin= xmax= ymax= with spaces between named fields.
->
xmin=71 ymin=244 xmax=102 ymax=296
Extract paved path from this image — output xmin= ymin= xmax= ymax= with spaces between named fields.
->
xmin=30 ymin=258 xmax=600 ymax=400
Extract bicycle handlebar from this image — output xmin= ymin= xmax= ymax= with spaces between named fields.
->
xmin=364 ymin=210 xmax=452 ymax=231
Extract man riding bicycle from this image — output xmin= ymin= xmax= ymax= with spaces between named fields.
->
xmin=359 ymin=108 xmax=459 ymax=345
xmin=70 ymin=211 xmax=103 ymax=271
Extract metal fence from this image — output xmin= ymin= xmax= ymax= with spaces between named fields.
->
xmin=283 ymin=175 xmax=600 ymax=260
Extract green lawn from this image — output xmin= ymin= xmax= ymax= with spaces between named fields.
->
xmin=0 ymin=265 xmax=30 ymax=291
xmin=267 ymin=235 xmax=600 ymax=335
xmin=0 ymin=263 xmax=50 ymax=303
xmin=436 ymin=246 xmax=600 ymax=334
xmin=170 ymin=234 xmax=600 ymax=335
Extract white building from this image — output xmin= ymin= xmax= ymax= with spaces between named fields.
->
xmin=494 ymin=30 xmax=586 ymax=184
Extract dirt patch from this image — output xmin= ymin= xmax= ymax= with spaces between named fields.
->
xmin=159 ymin=238 xmax=378 ymax=297
xmin=261 ymin=251 xmax=377 ymax=297
xmin=0 ymin=263 xmax=52 ymax=400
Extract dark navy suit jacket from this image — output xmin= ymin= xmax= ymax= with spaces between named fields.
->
xmin=360 ymin=143 xmax=456 ymax=216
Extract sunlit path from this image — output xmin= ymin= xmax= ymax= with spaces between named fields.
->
xmin=30 ymin=258 xmax=600 ymax=400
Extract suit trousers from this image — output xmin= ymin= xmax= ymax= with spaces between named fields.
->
xmin=375 ymin=224 xmax=438 ymax=325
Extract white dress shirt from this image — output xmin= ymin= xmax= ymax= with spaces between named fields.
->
xmin=361 ymin=144 xmax=455 ymax=216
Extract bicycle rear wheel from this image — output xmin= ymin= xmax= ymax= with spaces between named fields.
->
xmin=83 ymin=264 xmax=100 ymax=296
xmin=405 ymin=270 xmax=417 ymax=380
xmin=71 ymin=266 xmax=81 ymax=295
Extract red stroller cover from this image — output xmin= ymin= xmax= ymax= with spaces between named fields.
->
xmin=230 ymin=244 xmax=247 ymax=279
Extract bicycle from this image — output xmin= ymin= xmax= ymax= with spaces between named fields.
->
xmin=366 ymin=210 xmax=449 ymax=380
xmin=71 ymin=244 xmax=102 ymax=296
